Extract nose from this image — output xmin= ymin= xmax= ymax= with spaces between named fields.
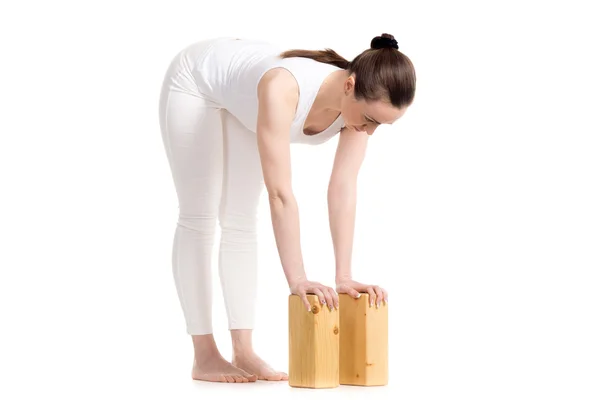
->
xmin=355 ymin=124 xmax=369 ymax=132
xmin=353 ymin=124 xmax=375 ymax=135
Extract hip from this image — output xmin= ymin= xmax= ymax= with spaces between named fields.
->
xmin=159 ymin=37 xmax=237 ymax=102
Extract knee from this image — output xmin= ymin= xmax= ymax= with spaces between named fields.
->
xmin=177 ymin=213 xmax=217 ymax=236
xmin=219 ymin=214 xmax=258 ymax=244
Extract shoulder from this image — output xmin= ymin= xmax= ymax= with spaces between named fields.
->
xmin=257 ymin=66 xmax=299 ymax=106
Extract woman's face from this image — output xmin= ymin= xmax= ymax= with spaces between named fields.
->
xmin=340 ymin=75 xmax=407 ymax=135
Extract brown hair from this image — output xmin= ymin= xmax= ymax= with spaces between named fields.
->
xmin=280 ymin=33 xmax=416 ymax=108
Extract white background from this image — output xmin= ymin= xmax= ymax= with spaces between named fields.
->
xmin=1 ymin=0 xmax=599 ymax=399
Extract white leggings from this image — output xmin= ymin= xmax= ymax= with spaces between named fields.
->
xmin=158 ymin=48 xmax=264 ymax=335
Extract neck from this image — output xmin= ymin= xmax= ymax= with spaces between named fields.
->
xmin=315 ymin=69 xmax=349 ymax=113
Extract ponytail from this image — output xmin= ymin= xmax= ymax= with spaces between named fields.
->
xmin=280 ymin=48 xmax=350 ymax=69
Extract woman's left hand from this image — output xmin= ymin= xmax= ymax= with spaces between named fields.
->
xmin=336 ymin=279 xmax=388 ymax=308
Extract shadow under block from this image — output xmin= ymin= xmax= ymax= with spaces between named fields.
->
xmin=339 ymin=293 xmax=388 ymax=386
xmin=288 ymin=294 xmax=340 ymax=388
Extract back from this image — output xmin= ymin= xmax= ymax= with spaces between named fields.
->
xmin=187 ymin=37 xmax=344 ymax=143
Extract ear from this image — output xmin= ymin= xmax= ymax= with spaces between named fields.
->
xmin=344 ymin=75 xmax=356 ymax=95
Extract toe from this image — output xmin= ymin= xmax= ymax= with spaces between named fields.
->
xmin=235 ymin=366 xmax=255 ymax=382
xmin=280 ymin=373 xmax=289 ymax=381
xmin=266 ymin=373 xmax=283 ymax=381
xmin=225 ymin=376 xmax=235 ymax=383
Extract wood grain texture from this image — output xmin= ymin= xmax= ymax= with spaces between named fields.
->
xmin=288 ymin=294 xmax=339 ymax=388
xmin=339 ymin=293 xmax=388 ymax=386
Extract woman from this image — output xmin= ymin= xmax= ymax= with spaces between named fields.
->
xmin=158 ymin=33 xmax=416 ymax=383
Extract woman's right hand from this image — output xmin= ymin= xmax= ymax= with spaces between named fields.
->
xmin=290 ymin=279 xmax=339 ymax=312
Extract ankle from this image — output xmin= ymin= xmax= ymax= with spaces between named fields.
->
xmin=232 ymin=347 xmax=254 ymax=360
xmin=230 ymin=329 xmax=254 ymax=357
xmin=191 ymin=334 xmax=222 ymax=363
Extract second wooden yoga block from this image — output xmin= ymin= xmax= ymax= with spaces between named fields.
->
xmin=339 ymin=293 xmax=388 ymax=386
xmin=288 ymin=294 xmax=340 ymax=388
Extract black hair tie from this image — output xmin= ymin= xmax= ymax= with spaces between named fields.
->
xmin=371 ymin=36 xmax=399 ymax=50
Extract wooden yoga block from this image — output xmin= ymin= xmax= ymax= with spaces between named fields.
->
xmin=339 ymin=293 xmax=388 ymax=386
xmin=288 ymin=294 xmax=340 ymax=388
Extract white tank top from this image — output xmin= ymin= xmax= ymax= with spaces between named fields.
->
xmin=183 ymin=37 xmax=345 ymax=145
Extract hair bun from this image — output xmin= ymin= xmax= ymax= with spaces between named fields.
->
xmin=370 ymin=33 xmax=399 ymax=50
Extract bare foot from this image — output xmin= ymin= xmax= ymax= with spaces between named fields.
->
xmin=233 ymin=352 xmax=289 ymax=381
xmin=192 ymin=353 xmax=257 ymax=383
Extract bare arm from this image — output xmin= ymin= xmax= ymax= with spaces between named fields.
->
xmin=328 ymin=127 xmax=388 ymax=307
xmin=257 ymin=68 xmax=304 ymax=285
xmin=257 ymin=68 xmax=337 ymax=310
xmin=328 ymin=127 xmax=369 ymax=284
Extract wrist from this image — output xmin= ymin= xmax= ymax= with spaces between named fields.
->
xmin=335 ymin=274 xmax=352 ymax=285
xmin=288 ymin=274 xmax=307 ymax=289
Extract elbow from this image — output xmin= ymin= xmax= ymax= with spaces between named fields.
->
xmin=328 ymin=179 xmax=357 ymax=197
xmin=328 ymin=182 xmax=357 ymax=207
xmin=267 ymin=187 xmax=295 ymax=206
xmin=328 ymin=179 xmax=357 ymax=204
